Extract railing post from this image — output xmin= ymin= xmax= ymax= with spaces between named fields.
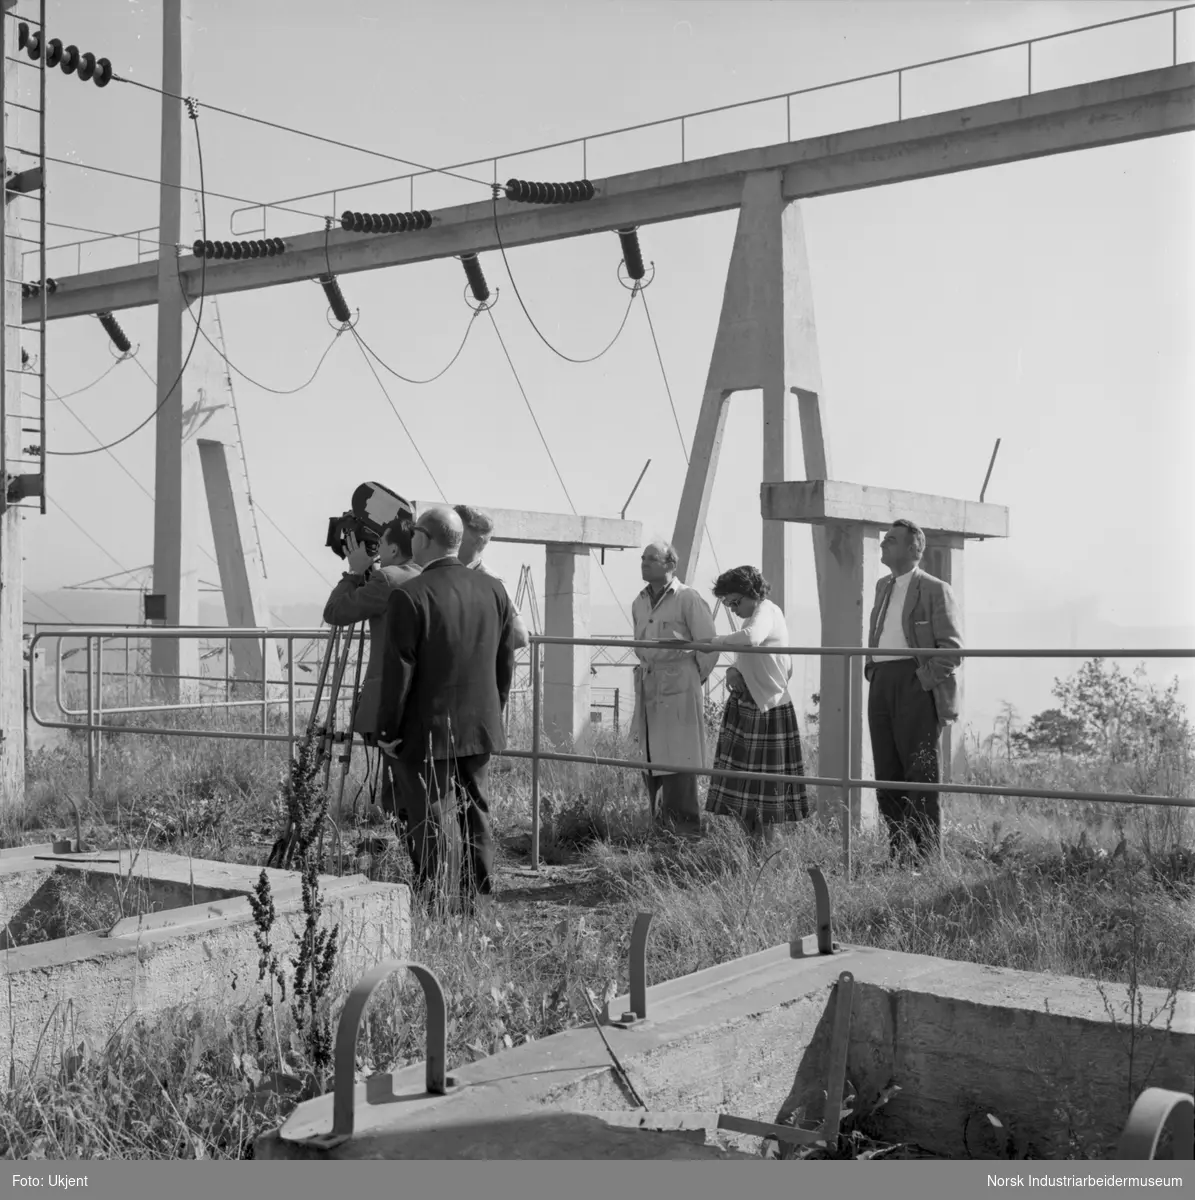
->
xmin=1175 ymin=9 xmax=1179 ymax=67
xmin=125 ymin=636 xmax=131 ymax=707
xmin=261 ymin=633 xmax=269 ymax=768
xmin=225 ymin=636 xmax=231 ymax=703
xmin=85 ymin=637 xmax=95 ymax=804
xmin=95 ymin=637 xmax=104 ymax=781
xmin=1027 ymin=41 xmax=1033 ymax=95
xmin=840 ymin=652 xmax=853 ymax=878
xmin=287 ymin=635 xmax=296 ymax=759
xmin=680 ymin=116 xmax=686 ymax=163
xmin=897 ymin=69 xmax=903 ymax=120
xmin=530 ymin=639 xmax=541 ymax=873
xmin=785 ymin=95 xmax=791 ymax=142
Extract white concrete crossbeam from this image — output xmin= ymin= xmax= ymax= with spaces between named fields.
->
xmin=25 ymin=65 xmax=1195 ymax=323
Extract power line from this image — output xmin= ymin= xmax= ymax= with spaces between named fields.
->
xmin=24 ymin=588 xmax=73 ymax=624
xmin=638 ymin=287 xmax=726 ymax=579
xmin=110 ymin=74 xmax=492 ymax=191
xmin=186 ymin=307 xmax=346 ymax=396
xmin=40 ymin=154 xmax=324 ymax=225
xmin=256 ymin=506 xmax=336 ymax=589
xmin=489 ymin=193 xmax=640 ymax=364
xmin=33 ymin=358 xmax=126 ymax=403
xmin=52 ymin=498 xmax=133 ymax=578
xmin=483 ymin=307 xmax=634 ymax=630
xmin=349 ymin=328 xmax=448 ymax=502
xmin=46 ymin=108 xmax=209 ymax=457
xmin=352 ymin=311 xmax=482 ymax=387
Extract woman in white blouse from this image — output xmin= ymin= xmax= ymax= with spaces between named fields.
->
xmin=704 ymin=566 xmax=809 ymax=845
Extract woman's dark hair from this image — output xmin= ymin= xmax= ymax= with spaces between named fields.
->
xmin=380 ymin=514 xmax=415 ymax=558
xmin=712 ymin=565 xmax=770 ymax=601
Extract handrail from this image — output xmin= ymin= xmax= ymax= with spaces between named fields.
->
xmin=25 ymin=626 xmax=1195 ymax=876
xmin=226 ymin=4 xmax=1194 ymax=235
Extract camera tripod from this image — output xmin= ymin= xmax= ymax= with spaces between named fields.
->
xmin=267 ymin=621 xmax=368 ymax=869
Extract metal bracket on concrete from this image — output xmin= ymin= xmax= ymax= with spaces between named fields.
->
xmin=819 ymin=970 xmax=855 ymax=1149
xmin=789 ymin=866 xmax=838 ymax=957
xmin=51 ymin=798 xmax=88 ymax=855
xmin=601 ymin=912 xmax=653 ymax=1027
xmin=285 ymin=959 xmax=460 ymax=1151
xmin=1117 ymin=1087 xmax=1194 ymax=1160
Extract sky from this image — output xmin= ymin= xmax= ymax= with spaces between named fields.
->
xmin=11 ymin=0 xmax=1195 ymax=734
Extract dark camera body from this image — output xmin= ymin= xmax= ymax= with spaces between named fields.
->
xmin=326 ymin=482 xmax=415 ymax=560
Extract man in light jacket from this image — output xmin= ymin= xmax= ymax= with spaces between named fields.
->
xmin=864 ymin=518 xmax=963 ymax=861
xmin=631 ymin=540 xmax=719 ymax=836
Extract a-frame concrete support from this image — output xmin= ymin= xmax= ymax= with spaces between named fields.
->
xmin=671 ymin=170 xmax=832 ymax=648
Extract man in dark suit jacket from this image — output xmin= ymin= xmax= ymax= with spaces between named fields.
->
xmin=376 ymin=505 xmax=517 ymax=904
xmin=864 ymin=518 xmax=963 ymax=861
xmin=322 ymin=517 xmax=421 ymax=822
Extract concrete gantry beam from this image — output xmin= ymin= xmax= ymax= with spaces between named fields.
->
xmin=761 ymin=480 xmax=1010 ymax=538
xmin=24 ymin=64 xmax=1195 ymax=323
xmin=761 ymin=479 xmax=1010 ymax=830
xmin=412 ymin=502 xmax=642 ymax=748
xmin=411 ymin=502 xmax=641 ymax=550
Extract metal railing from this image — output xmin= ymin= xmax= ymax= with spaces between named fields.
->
xmin=29 ymin=4 xmax=1194 ymax=273
xmin=26 ymin=626 xmax=1195 ymax=874
xmin=221 ymin=3 xmax=1194 ymax=237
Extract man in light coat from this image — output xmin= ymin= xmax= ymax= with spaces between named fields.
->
xmin=864 ymin=518 xmax=963 ymax=861
xmin=631 ymin=540 xmax=719 ymax=836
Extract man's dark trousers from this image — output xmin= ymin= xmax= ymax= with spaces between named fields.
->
xmin=401 ymin=753 xmax=495 ymax=899
xmin=867 ymin=658 xmax=942 ymax=858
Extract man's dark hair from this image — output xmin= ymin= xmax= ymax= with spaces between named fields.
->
xmin=420 ymin=508 xmax=464 ymax=553
xmin=712 ymin=565 xmax=771 ymax=601
xmin=380 ymin=514 xmax=415 ymax=559
xmin=892 ymin=518 xmax=926 ymax=559
xmin=454 ymin=504 xmax=494 ymax=538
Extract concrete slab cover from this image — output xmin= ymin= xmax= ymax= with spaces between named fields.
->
xmin=259 ymin=942 xmax=1194 ymax=1160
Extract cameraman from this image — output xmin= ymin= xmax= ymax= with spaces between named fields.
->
xmin=322 ymin=515 xmax=420 ymax=819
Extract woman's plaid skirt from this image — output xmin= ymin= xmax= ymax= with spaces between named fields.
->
xmin=705 ymin=690 xmax=810 ymax=824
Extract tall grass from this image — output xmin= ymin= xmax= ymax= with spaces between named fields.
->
xmin=2 ymin=681 xmax=1191 ymax=1159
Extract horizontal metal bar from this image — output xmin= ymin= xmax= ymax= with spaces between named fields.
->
xmin=497 ymin=747 xmax=1195 ymax=810
xmin=30 ymin=625 xmax=1195 ymax=660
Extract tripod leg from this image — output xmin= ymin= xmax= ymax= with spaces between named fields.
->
xmin=307 ymin=626 xmax=340 ymax=740
xmin=320 ymin=627 xmax=356 ymax=789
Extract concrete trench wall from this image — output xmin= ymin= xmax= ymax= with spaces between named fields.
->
xmin=0 ymin=846 xmax=411 ymax=1083
xmin=258 ymin=944 xmax=1195 ymax=1161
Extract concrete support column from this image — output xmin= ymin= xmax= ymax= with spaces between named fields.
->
xmin=542 ymin=544 xmax=591 ymax=748
xmin=197 ymin=438 xmax=280 ymax=684
xmin=816 ymin=523 xmax=882 ymax=833
xmin=923 ymin=532 xmax=966 ymax=780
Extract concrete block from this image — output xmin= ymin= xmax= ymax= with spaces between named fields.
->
xmin=257 ymin=941 xmax=1194 ymax=1160
xmin=0 ymin=847 xmax=410 ymax=1083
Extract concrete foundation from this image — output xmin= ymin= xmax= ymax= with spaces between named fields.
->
xmin=0 ymin=845 xmax=410 ymax=1082
xmin=257 ymin=941 xmax=1194 ymax=1161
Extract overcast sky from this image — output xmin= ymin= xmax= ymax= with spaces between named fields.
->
xmin=13 ymin=0 xmax=1194 ymax=727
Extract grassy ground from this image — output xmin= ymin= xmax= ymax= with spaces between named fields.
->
xmin=2 ymin=699 xmax=1192 ymax=1160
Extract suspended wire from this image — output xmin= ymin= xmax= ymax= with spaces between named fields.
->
xmin=24 ymin=588 xmax=73 ymax=624
xmin=483 ymin=307 xmax=577 ymax=512
xmin=490 ymin=193 xmax=639 ymax=364
xmin=187 ymin=310 xmax=347 ymax=396
xmin=352 ymin=311 xmax=482 ymax=387
xmin=256 ymin=504 xmax=337 ymax=589
xmin=53 ymin=498 xmax=134 ymax=578
xmin=349 ymin=328 xmax=448 ymax=502
xmin=35 ymin=357 xmax=126 ymax=403
xmin=638 ymin=287 xmax=726 ymax=581
xmin=120 ymin=356 xmax=311 ymax=583
xmin=483 ymin=307 xmax=633 ymax=629
xmin=47 ymin=108 xmax=208 ymax=456
xmin=47 ymin=380 xmax=222 ymax=572
xmin=41 ymin=154 xmax=324 ymax=225
xmin=110 ymin=73 xmax=492 ymax=190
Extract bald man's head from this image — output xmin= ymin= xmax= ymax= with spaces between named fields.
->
xmin=640 ymin=540 xmax=678 ymax=587
xmin=413 ymin=504 xmax=464 ymax=564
